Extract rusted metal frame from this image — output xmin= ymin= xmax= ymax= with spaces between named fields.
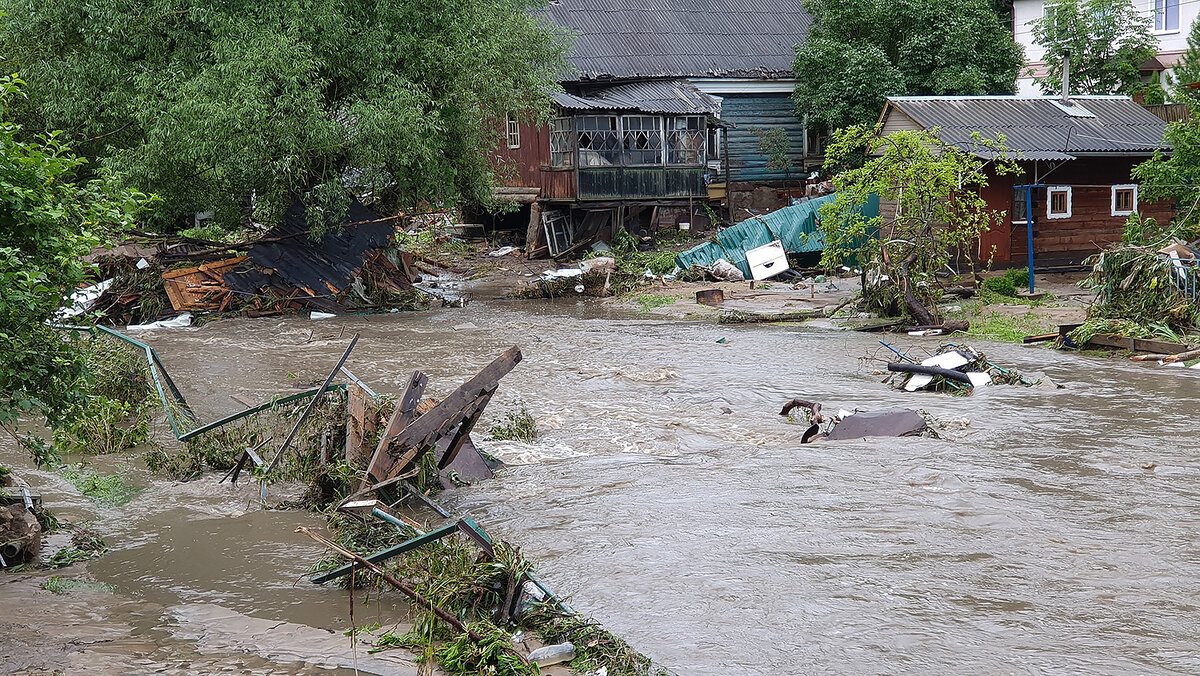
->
xmin=310 ymin=520 xmax=463 ymax=584
xmin=266 ymin=333 xmax=359 ymax=472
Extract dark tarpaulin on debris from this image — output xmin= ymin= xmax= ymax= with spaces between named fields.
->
xmin=242 ymin=201 xmax=393 ymax=296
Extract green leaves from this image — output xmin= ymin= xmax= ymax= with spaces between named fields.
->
xmin=794 ymin=0 xmax=1022 ymax=130
xmin=0 ymin=76 xmax=151 ymax=465
xmin=1 ymin=0 xmax=569 ymax=231
xmin=1030 ymin=0 xmax=1157 ymax=96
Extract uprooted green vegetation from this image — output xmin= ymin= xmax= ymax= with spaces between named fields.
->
xmin=1067 ymin=318 xmax=1198 ymax=347
xmin=42 ymin=576 xmax=117 ymax=595
xmin=315 ymin=512 xmax=663 ymax=676
xmin=488 ymin=406 xmax=538 ymax=443
xmin=144 ymin=390 xmax=346 ymax=487
xmin=53 ymin=335 xmax=161 ymax=456
xmin=395 ymin=228 xmax=483 ymax=260
xmin=58 ymin=464 xmax=142 ymax=507
xmin=1079 ymin=246 xmax=1200 ymax=337
xmin=48 ymin=525 xmax=108 ymax=568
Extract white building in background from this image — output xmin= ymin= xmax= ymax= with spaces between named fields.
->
xmin=1014 ymin=0 xmax=1199 ymax=95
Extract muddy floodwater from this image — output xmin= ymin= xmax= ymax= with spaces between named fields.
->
xmin=4 ymin=301 xmax=1200 ymax=674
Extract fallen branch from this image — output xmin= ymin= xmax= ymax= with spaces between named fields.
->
xmin=718 ymin=309 xmax=823 ymax=324
xmin=1162 ymin=347 xmax=1200 ymax=364
xmin=296 ymin=526 xmax=482 ymax=642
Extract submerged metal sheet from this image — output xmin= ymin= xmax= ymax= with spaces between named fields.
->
xmin=825 ymin=408 xmax=927 ymax=441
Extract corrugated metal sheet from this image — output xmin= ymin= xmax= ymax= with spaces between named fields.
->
xmin=552 ymin=80 xmax=721 ymax=115
xmin=674 ymin=193 xmax=880 ymax=277
xmin=722 ymin=92 xmax=808 ymax=182
xmin=542 ymin=0 xmax=813 ymax=80
xmin=885 ymin=96 xmax=1169 ymax=158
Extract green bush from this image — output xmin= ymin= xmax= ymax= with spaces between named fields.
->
xmin=981 ymin=275 xmax=1016 ymax=297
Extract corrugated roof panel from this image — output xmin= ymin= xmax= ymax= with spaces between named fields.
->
xmin=543 ymin=0 xmax=813 ymax=80
xmin=887 ymin=96 xmax=1169 ymax=157
xmin=552 ymin=79 xmax=722 ymax=114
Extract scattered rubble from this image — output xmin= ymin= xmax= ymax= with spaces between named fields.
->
xmin=79 ymin=201 xmax=436 ymax=326
xmin=871 ymin=341 xmax=1034 ymax=394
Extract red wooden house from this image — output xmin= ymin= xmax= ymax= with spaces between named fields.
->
xmin=878 ymin=95 xmax=1173 ymax=266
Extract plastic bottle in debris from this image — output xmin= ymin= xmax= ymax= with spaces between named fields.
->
xmin=529 ymin=642 xmax=576 ymax=667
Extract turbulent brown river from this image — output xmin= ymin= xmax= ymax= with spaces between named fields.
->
xmin=4 ymin=301 xmax=1200 ymax=674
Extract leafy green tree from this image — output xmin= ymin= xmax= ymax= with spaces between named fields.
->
xmin=0 ymin=0 xmax=570 ymax=231
xmin=1133 ymin=115 xmax=1200 ymax=242
xmin=751 ymin=127 xmax=794 ymax=180
xmin=818 ymin=125 xmax=1016 ymax=322
xmin=1171 ymin=20 xmax=1200 ymax=101
xmin=793 ymin=0 xmax=1024 ymax=130
xmin=0 ymin=77 xmax=152 ymax=465
xmin=1030 ymin=0 xmax=1156 ymax=96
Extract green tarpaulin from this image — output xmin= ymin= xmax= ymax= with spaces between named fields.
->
xmin=675 ymin=193 xmax=879 ymax=278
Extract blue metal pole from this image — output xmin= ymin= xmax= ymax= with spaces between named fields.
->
xmin=1025 ymin=186 xmax=1035 ymax=295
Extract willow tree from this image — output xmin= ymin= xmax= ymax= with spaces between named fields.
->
xmin=0 ymin=0 xmax=571 ymax=230
xmin=818 ymin=126 xmax=1016 ymax=323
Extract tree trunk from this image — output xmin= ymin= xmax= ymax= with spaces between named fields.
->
xmin=898 ymin=251 xmax=936 ymax=326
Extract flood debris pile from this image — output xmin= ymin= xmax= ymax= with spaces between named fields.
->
xmin=0 ymin=471 xmax=42 ymax=568
xmin=1071 ymin=241 xmax=1200 ymax=347
xmin=74 ymin=201 xmax=438 ymax=326
xmin=514 ymin=229 xmax=681 ymax=299
xmin=872 ymin=342 xmax=1032 ymax=394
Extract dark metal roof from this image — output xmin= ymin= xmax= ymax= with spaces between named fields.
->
xmin=544 ymin=0 xmax=813 ymax=80
xmin=885 ymin=96 xmax=1170 ymax=159
xmin=237 ymin=201 xmax=393 ymax=296
xmin=552 ymin=79 xmax=722 ymax=114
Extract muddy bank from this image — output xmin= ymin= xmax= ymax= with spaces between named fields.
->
xmin=4 ymin=301 xmax=1200 ymax=674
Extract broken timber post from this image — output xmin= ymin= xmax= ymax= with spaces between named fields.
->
xmin=360 ymin=347 xmax=521 ymax=488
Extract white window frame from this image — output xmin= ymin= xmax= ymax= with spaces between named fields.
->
xmin=506 ymin=114 xmax=520 ymax=149
xmin=1154 ymin=0 xmax=1180 ymax=33
xmin=1112 ymin=184 xmax=1138 ymax=216
xmin=1047 ymin=186 xmax=1072 ymax=219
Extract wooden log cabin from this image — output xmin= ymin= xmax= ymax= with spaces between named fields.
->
xmin=878 ymin=95 xmax=1173 ymax=266
xmin=489 ymin=0 xmax=819 ymax=258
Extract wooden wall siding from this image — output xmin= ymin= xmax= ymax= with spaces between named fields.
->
xmin=880 ymin=106 xmax=923 ymax=135
xmin=577 ymin=167 xmax=706 ymax=200
xmin=1008 ymin=186 xmax=1172 ymax=259
xmin=493 ymin=119 xmax=577 ymax=201
xmin=722 ymin=92 xmax=809 ymax=183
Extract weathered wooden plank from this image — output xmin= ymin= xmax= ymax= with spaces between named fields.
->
xmin=358 ymin=370 xmax=427 ymax=487
xmin=363 ymin=348 xmax=520 ymax=485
